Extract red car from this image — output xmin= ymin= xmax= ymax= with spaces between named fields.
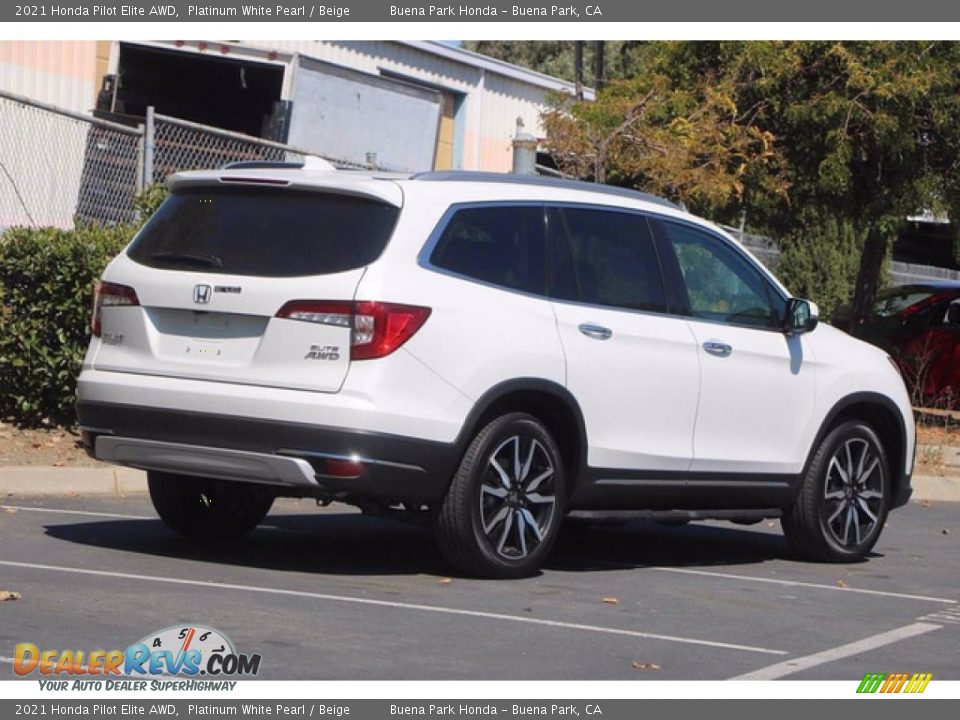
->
xmin=833 ymin=282 xmax=960 ymax=407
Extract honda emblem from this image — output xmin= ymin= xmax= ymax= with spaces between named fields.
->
xmin=193 ymin=284 xmax=212 ymax=305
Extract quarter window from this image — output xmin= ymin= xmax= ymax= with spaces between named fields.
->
xmin=659 ymin=220 xmax=782 ymax=329
xmin=547 ymin=207 xmax=668 ymax=313
xmin=429 ymin=206 xmax=546 ymax=296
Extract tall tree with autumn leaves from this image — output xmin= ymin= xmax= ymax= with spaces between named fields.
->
xmin=537 ymin=41 xmax=960 ymax=325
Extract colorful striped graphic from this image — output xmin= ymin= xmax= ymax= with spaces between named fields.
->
xmin=857 ymin=672 xmax=933 ymax=694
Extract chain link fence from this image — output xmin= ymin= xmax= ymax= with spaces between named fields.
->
xmin=0 ymin=90 xmax=388 ymax=231
xmin=0 ymin=90 xmax=142 ymax=228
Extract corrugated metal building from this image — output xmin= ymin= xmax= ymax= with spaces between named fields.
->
xmin=0 ymin=40 xmax=589 ymax=172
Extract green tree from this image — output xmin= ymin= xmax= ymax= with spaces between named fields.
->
xmin=650 ymin=41 xmax=960 ymax=320
xmin=541 ymin=65 xmax=784 ymax=218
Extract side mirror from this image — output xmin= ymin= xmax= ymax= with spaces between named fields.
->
xmin=785 ymin=298 xmax=819 ymax=335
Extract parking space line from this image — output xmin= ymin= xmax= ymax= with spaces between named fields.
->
xmin=1 ymin=505 xmax=151 ymax=520
xmin=652 ymin=567 xmax=958 ymax=604
xmin=0 ymin=559 xmax=786 ymax=656
xmin=731 ymin=622 xmax=941 ymax=680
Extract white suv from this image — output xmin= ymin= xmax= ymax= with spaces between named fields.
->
xmin=77 ymin=161 xmax=915 ymax=577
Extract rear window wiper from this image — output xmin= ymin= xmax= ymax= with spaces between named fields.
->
xmin=149 ymin=251 xmax=223 ymax=268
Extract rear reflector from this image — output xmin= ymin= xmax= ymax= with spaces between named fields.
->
xmin=91 ymin=281 xmax=140 ymax=337
xmin=322 ymin=458 xmax=367 ymax=477
xmin=276 ymin=300 xmax=431 ymax=360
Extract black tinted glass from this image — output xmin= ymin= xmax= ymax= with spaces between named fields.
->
xmin=128 ymin=187 xmax=400 ymax=277
xmin=548 ymin=207 xmax=667 ymax=313
xmin=429 ymin=206 xmax=546 ymax=295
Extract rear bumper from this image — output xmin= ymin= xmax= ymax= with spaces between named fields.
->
xmin=78 ymin=401 xmax=459 ymax=504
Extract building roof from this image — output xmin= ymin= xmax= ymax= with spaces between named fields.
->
xmin=397 ymin=41 xmax=596 ymax=100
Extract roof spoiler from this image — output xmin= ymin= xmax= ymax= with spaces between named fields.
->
xmin=221 ymin=156 xmax=337 ymax=172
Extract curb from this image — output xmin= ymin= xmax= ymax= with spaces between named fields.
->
xmin=0 ymin=466 xmax=146 ymax=496
xmin=1 ymin=465 xmax=959 ymax=502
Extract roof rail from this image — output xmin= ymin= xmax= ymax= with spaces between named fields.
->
xmin=411 ymin=171 xmax=681 ymax=210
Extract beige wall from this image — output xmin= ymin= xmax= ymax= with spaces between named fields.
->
xmin=0 ymin=41 xmax=99 ymax=114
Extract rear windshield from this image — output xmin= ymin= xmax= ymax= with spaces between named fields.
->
xmin=128 ymin=187 xmax=400 ymax=277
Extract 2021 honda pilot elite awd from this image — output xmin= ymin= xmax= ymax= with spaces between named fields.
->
xmin=77 ymin=159 xmax=916 ymax=578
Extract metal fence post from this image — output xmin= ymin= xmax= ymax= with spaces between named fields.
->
xmin=143 ymin=105 xmax=155 ymax=189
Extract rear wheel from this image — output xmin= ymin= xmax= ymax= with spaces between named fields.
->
xmin=436 ymin=413 xmax=566 ymax=578
xmin=148 ymin=471 xmax=274 ymax=540
xmin=782 ymin=421 xmax=890 ymax=562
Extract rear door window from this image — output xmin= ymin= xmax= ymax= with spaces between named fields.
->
xmin=547 ymin=206 xmax=668 ymax=313
xmin=428 ymin=205 xmax=546 ymax=295
xmin=128 ymin=187 xmax=400 ymax=277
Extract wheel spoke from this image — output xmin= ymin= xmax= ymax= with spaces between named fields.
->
xmin=841 ymin=505 xmax=853 ymax=545
xmin=844 ymin=441 xmax=856 ymax=484
xmin=490 ymin=457 xmax=512 ymax=489
xmin=483 ymin=506 xmax=509 ymax=534
xmin=859 ymin=457 xmax=880 ymax=486
xmin=827 ymin=501 xmax=847 ymax=524
xmin=525 ymin=467 xmax=553 ymax=494
xmin=521 ymin=508 xmax=544 ymax=541
xmin=824 ymin=490 xmax=845 ymax=500
xmin=527 ymin=492 xmax=556 ymax=505
xmin=513 ymin=436 xmax=523 ymax=484
xmin=859 ymin=489 xmax=882 ymax=500
xmin=497 ymin=509 xmax=514 ymax=554
xmin=481 ymin=484 xmax=508 ymax=499
xmin=829 ymin=456 xmax=849 ymax=485
xmin=856 ymin=443 xmax=869 ymax=482
xmin=516 ymin=510 xmax=528 ymax=557
xmin=852 ymin=505 xmax=862 ymax=545
xmin=520 ymin=440 xmax=539 ymax=483
xmin=857 ymin=497 xmax=878 ymax=523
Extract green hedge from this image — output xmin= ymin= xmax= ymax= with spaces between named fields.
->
xmin=0 ymin=223 xmax=136 ymax=426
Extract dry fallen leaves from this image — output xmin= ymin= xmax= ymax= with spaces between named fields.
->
xmin=631 ymin=662 xmax=661 ymax=671
xmin=836 ymin=580 xmax=848 ymax=588
xmin=920 ymin=499 xmax=933 ymax=508
xmin=602 ymin=597 xmax=619 ymax=605
xmin=0 ymin=590 xmax=22 ymax=602
xmin=2 ymin=507 xmax=16 ymax=514
xmin=438 ymin=578 xmax=452 ymax=586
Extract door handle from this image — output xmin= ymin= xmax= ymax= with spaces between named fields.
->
xmin=702 ymin=341 xmax=732 ymax=357
xmin=578 ymin=323 xmax=613 ymax=340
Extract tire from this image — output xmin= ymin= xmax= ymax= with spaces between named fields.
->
xmin=148 ymin=471 xmax=275 ymax=541
xmin=782 ymin=420 xmax=891 ymax=562
xmin=436 ymin=413 xmax=566 ymax=578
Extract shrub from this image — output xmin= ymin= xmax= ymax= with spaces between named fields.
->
xmin=0 ymin=223 xmax=136 ymax=426
xmin=775 ymin=215 xmax=885 ymax=320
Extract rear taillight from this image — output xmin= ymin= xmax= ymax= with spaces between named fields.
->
xmin=276 ymin=300 xmax=431 ymax=360
xmin=91 ymin=281 xmax=139 ymax=337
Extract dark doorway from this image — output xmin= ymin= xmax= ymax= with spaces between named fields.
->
xmin=115 ymin=43 xmax=284 ymax=138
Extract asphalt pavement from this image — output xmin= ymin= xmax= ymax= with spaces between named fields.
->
xmin=0 ymin=495 xmax=957 ymax=680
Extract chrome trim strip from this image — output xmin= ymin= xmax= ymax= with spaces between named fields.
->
xmin=95 ymin=436 xmax=318 ymax=487
xmin=276 ymin=449 xmax=427 ymax=474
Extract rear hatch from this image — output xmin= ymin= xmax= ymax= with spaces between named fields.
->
xmin=91 ymin=179 xmax=402 ymax=393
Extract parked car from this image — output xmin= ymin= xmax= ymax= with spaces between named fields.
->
xmin=77 ymin=162 xmax=915 ymax=577
xmin=833 ymin=282 xmax=960 ymax=406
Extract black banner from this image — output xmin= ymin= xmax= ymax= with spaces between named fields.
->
xmin=6 ymin=0 xmax=960 ymax=22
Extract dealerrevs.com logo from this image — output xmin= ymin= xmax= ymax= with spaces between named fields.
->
xmin=13 ymin=625 xmax=261 ymax=690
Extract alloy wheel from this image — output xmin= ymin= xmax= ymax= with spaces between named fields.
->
xmin=822 ymin=437 xmax=885 ymax=548
xmin=479 ymin=434 xmax=557 ymax=560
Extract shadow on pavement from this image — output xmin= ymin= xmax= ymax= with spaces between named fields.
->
xmin=41 ymin=509 xmax=803 ymax=578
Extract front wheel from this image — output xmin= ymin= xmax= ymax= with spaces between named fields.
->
xmin=436 ymin=413 xmax=566 ymax=578
xmin=148 ymin=471 xmax=275 ymax=541
xmin=782 ymin=421 xmax=890 ymax=562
